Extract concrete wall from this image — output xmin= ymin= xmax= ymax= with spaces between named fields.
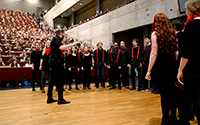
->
xmin=100 ymin=0 xmax=127 ymax=11
xmin=44 ymin=0 xmax=80 ymax=28
xmin=54 ymin=17 xmax=69 ymax=29
xmin=75 ymin=1 xmax=96 ymax=24
xmin=0 ymin=0 xmax=52 ymax=15
xmin=65 ymin=0 xmax=186 ymax=49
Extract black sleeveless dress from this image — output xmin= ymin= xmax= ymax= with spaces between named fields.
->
xmin=151 ymin=53 xmax=177 ymax=89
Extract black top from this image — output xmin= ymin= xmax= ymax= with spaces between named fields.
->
xmin=181 ymin=19 xmax=200 ymax=77
xmin=144 ymin=44 xmax=151 ymax=63
xmin=120 ymin=48 xmax=130 ymax=66
xmin=41 ymin=54 xmax=50 ymax=71
xmin=31 ymin=50 xmax=42 ymax=70
xmin=130 ymin=46 xmax=143 ymax=64
xmin=50 ymin=35 xmax=63 ymax=61
xmin=81 ymin=52 xmax=92 ymax=67
xmin=176 ymin=31 xmax=184 ymax=66
xmin=107 ymin=48 xmax=122 ymax=67
xmin=67 ymin=53 xmax=80 ymax=68
xmin=94 ymin=48 xmax=107 ymax=62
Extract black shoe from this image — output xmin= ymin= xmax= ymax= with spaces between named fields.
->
xmin=75 ymin=87 xmax=79 ymax=90
xmin=130 ymin=87 xmax=136 ymax=90
xmin=68 ymin=87 xmax=71 ymax=91
xmin=152 ymin=90 xmax=159 ymax=94
xmin=119 ymin=87 xmax=121 ymax=90
xmin=32 ymin=88 xmax=35 ymax=91
xmin=57 ymin=99 xmax=70 ymax=104
xmin=161 ymin=119 xmax=170 ymax=125
xmin=83 ymin=87 xmax=86 ymax=90
xmin=109 ymin=87 xmax=115 ymax=90
xmin=137 ymin=88 xmax=141 ymax=91
xmin=96 ymin=87 xmax=99 ymax=89
xmin=63 ymin=89 xmax=65 ymax=91
xmin=47 ymin=99 xmax=57 ymax=104
xmin=126 ymin=86 xmax=129 ymax=89
xmin=56 ymin=88 xmax=58 ymax=92
xmin=87 ymin=87 xmax=91 ymax=89
xmin=176 ymin=120 xmax=190 ymax=125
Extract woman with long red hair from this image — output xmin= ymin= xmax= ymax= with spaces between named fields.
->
xmin=145 ymin=13 xmax=178 ymax=125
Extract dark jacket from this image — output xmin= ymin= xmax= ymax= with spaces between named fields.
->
xmin=130 ymin=46 xmax=142 ymax=66
xmin=120 ymin=47 xmax=130 ymax=67
xmin=67 ymin=53 xmax=80 ymax=68
xmin=31 ymin=49 xmax=42 ymax=70
xmin=81 ymin=52 xmax=92 ymax=68
xmin=107 ymin=48 xmax=122 ymax=67
xmin=41 ymin=54 xmax=50 ymax=71
xmin=50 ymin=35 xmax=63 ymax=62
xmin=94 ymin=48 xmax=107 ymax=63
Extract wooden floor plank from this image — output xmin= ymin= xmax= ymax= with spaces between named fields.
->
xmin=0 ymin=83 xmax=198 ymax=125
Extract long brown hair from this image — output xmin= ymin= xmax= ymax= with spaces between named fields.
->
xmin=152 ymin=13 xmax=178 ymax=55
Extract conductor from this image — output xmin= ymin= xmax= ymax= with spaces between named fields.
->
xmin=47 ymin=29 xmax=79 ymax=104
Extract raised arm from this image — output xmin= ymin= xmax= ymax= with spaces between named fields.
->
xmin=59 ymin=42 xmax=79 ymax=50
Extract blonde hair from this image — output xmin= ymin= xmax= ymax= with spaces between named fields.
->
xmin=96 ymin=41 xmax=103 ymax=46
xmin=185 ymin=0 xmax=200 ymax=15
xmin=42 ymin=40 xmax=51 ymax=55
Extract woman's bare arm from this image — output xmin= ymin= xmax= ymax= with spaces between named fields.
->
xmin=147 ymin=31 xmax=158 ymax=72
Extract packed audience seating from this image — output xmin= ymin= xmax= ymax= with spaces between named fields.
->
xmin=66 ymin=0 xmax=136 ymax=31
xmin=0 ymin=9 xmax=55 ymax=67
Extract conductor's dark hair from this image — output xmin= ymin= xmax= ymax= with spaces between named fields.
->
xmin=171 ymin=19 xmax=185 ymax=32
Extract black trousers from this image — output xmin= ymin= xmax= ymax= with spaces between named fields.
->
xmin=131 ymin=64 xmax=141 ymax=89
xmin=68 ymin=68 xmax=78 ymax=88
xmin=95 ymin=61 xmax=105 ymax=88
xmin=41 ymin=70 xmax=51 ymax=89
xmin=156 ymin=82 xmax=176 ymax=120
xmin=83 ymin=66 xmax=91 ymax=88
xmin=109 ymin=65 xmax=121 ymax=88
xmin=47 ymin=61 xmax=64 ymax=100
xmin=121 ymin=66 xmax=129 ymax=87
xmin=184 ymin=74 xmax=200 ymax=124
xmin=142 ymin=62 xmax=149 ymax=89
xmin=32 ymin=70 xmax=41 ymax=89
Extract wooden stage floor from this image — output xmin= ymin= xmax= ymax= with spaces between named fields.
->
xmin=0 ymin=83 xmax=198 ymax=125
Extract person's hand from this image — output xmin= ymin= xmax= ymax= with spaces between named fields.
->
xmin=91 ymin=67 xmax=93 ymax=70
xmin=119 ymin=66 xmax=122 ymax=69
xmin=127 ymin=64 xmax=131 ymax=68
xmin=145 ymin=71 xmax=151 ymax=81
xmin=78 ymin=68 xmax=80 ymax=71
xmin=81 ymin=67 xmax=84 ymax=71
xmin=139 ymin=63 xmax=142 ymax=68
xmin=39 ymin=66 xmax=42 ymax=70
xmin=177 ymin=70 xmax=184 ymax=85
xmin=32 ymin=65 xmax=34 ymax=70
xmin=107 ymin=66 xmax=110 ymax=69
xmin=64 ymin=63 xmax=66 ymax=69
xmin=68 ymin=68 xmax=71 ymax=71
